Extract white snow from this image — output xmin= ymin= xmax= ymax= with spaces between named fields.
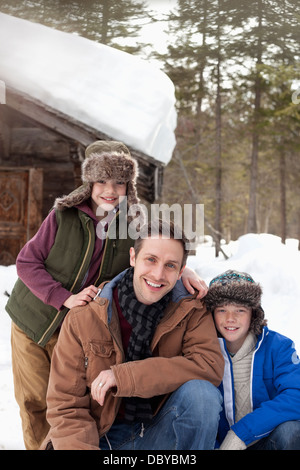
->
xmin=0 ymin=12 xmax=177 ymax=164
xmin=1 ymin=233 xmax=299 ymax=450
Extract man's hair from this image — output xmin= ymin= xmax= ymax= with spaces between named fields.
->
xmin=134 ymin=219 xmax=190 ymax=268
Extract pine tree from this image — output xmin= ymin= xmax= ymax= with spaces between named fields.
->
xmin=0 ymin=0 xmax=149 ymax=53
xmin=226 ymin=0 xmax=300 ymax=233
xmin=157 ymin=0 xmax=300 ymax=245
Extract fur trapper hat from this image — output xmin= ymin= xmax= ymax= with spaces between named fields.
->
xmin=82 ymin=140 xmax=137 ymax=185
xmin=205 ymin=270 xmax=267 ymax=335
xmin=54 ymin=140 xmax=139 ymax=211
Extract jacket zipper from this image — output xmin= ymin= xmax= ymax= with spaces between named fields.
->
xmin=107 ymin=320 xmax=125 ymax=424
xmin=83 ymin=318 xmax=124 ymax=441
xmin=69 ymin=221 xmax=93 ymax=292
xmin=95 ymin=212 xmax=118 ymax=286
xmin=37 ymin=221 xmax=93 ymax=346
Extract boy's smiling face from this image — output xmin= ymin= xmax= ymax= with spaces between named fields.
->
xmin=91 ymin=179 xmax=127 ymax=214
xmin=214 ymin=303 xmax=252 ymax=354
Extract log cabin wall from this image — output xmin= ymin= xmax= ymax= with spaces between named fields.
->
xmin=0 ymin=105 xmax=82 ymax=264
xmin=0 ymin=99 xmax=165 ymax=264
xmin=0 ymin=105 xmax=80 ymax=220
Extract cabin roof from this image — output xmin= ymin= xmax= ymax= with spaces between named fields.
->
xmin=0 ymin=12 xmax=177 ymax=166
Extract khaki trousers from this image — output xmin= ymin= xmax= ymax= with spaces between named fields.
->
xmin=11 ymin=322 xmax=59 ymax=450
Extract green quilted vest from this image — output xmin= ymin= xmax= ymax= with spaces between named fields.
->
xmin=6 ymin=207 xmax=133 ymax=347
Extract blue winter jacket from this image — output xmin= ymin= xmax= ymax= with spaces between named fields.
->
xmin=217 ymin=327 xmax=300 ymax=447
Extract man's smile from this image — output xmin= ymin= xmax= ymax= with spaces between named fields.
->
xmin=144 ymin=279 xmax=164 ymax=290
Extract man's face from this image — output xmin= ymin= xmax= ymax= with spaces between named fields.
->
xmin=129 ymin=236 xmax=185 ymax=305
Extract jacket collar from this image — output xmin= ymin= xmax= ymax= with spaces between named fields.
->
xmin=219 ymin=325 xmax=269 ymax=360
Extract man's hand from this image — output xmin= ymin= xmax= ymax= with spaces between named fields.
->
xmin=181 ymin=266 xmax=208 ymax=299
xmin=63 ymin=285 xmax=99 ymax=309
xmin=91 ymin=369 xmax=117 ymax=406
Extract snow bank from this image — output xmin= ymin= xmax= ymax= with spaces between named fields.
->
xmin=0 ymin=12 xmax=177 ymax=164
xmin=0 ymin=266 xmax=24 ymax=450
xmin=1 ymin=233 xmax=300 ymax=449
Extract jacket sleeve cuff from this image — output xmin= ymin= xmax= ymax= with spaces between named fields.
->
xmin=111 ymin=362 xmax=135 ymax=397
xmin=219 ymin=430 xmax=247 ymax=450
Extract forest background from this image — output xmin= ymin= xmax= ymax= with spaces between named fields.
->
xmin=1 ymin=0 xmax=299 ymax=255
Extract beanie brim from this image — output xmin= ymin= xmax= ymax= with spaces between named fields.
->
xmin=205 ymin=279 xmax=263 ymax=312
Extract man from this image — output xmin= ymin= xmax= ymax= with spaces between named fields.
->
xmin=43 ymin=220 xmax=224 ymax=450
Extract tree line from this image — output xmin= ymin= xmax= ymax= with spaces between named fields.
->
xmin=1 ymin=0 xmax=299 ymax=250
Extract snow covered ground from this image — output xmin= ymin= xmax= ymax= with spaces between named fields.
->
xmin=1 ymin=233 xmax=299 ymax=450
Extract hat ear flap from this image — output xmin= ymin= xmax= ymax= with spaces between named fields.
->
xmin=250 ymin=306 xmax=267 ymax=335
xmin=54 ymin=183 xmax=92 ymax=210
xmin=126 ymin=181 xmax=139 ymax=206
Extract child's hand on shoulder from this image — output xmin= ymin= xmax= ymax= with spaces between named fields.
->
xmin=64 ymin=285 xmax=99 ymax=309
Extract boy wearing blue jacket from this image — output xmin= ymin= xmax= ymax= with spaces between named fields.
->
xmin=205 ymin=270 xmax=300 ymax=450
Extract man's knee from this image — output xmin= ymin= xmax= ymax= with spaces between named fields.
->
xmin=173 ymin=379 xmax=223 ymax=417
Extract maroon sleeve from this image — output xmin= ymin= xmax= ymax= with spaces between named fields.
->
xmin=16 ymin=210 xmax=71 ymax=310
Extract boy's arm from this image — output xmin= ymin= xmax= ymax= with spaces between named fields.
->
xmin=16 ymin=210 xmax=71 ymax=309
xmin=181 ymin=266 xmax=208 ymax=299
xmin=231 ymin=336 xmax=300 ymax=446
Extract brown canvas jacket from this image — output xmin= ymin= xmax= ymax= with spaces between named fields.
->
xmin=43 ymin=276 xmax=224 ymax=450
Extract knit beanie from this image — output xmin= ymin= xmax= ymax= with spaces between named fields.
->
xmin=205 ymin=270 xmax=267 ymax=335
xmin=54 ymin=140 xmax=139 ymax=210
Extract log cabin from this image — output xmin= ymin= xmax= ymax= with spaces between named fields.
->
xmin=0 ymin=87 xmax=165 ymax=265
xmin=0 ymin=13 xmax=176 ymax=265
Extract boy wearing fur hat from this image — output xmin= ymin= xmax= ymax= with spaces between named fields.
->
xmin=6 ymin=140 xmax=207 ymax=450
xmin=205 ymin=270 xmax=300 ymax=450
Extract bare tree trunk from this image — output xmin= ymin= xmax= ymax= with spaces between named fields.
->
xmin=247 ymin=0 xmax=263 ymax=233
xmin=279 ymin=150 xmax=287 ymax=244
xmin=175 ymin=150 xmax=228 ymax=259
xmin=101 ymin=0 xmax=109 ymax=44
xmin=215 ymin=0 xmax=222 ymax=256
xmin=247 ymin=117 xmax=259 ymax=233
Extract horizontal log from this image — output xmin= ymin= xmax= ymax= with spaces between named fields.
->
xmin=10 ymin=128 xmax=70 ymax=159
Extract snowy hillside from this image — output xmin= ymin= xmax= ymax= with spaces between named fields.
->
xmin=0 ymin=12 xmax=177 ymax=164
xmin=1 ymin=233 xmax=299 ymax=449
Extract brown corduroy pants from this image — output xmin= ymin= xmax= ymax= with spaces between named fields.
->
xmin=11 ymin=322 xmax=59 ymax=450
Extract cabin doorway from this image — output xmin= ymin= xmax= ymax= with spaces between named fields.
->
xmin=0 ymin=167 xmax=43 ymax=265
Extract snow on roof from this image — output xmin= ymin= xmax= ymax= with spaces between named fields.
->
xmin=0 ymin=12 xmax=177 ymax=164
